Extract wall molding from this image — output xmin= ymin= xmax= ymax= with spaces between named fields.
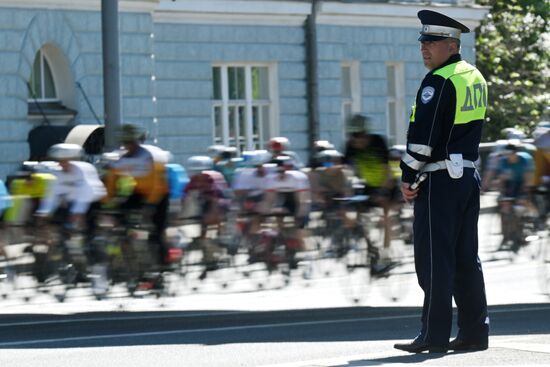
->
xmin=0 ymin=0 xmax=489 ymax=29
xmin=0 ymin=0 xmax=158 ymax=13
xmin=155 ymin=1 xmax=488 ymax=29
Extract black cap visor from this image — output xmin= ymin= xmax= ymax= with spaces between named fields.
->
xmin=418 ymin=34 xmax=449 ymax=42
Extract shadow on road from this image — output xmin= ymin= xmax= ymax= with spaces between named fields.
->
xmin=0 ymin=303 xmax=549 ymax=349
xmin=332 ymin=352 xmax=448 ymax=366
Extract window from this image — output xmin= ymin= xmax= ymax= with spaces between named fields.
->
xmin=29 ymin=48 xmax=57 ymax=101
xmin=212 ymin=64 xmax=274 ymax=151
xmin=386 ymin=63 xmax=406 ymax=145
xmin=342 ymin=62 xmax=361 ymax=136
xmin=27 ymin=44 xmax=77 ymax=125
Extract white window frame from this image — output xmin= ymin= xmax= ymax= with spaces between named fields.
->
xmin=28 ymin=48 xmax=59 ymax=103
xmin=341 ymin=61 xmax=361 ymax=138
xmin=386 ymin=62 xmax=406 ymax=145
xmin=212 ymin=63 xmax=278 ymax=151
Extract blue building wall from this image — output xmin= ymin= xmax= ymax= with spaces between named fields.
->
xmin=153 ymin=22 xmax=308 ymax=165
xmin=0 ymin=7 xmax=155 ymax=179
xmin=316 ymin=25 xmax=477 ymax=151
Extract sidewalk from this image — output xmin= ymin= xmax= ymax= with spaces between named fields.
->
xmin=262 ymin=336 xmax=550 ymax=367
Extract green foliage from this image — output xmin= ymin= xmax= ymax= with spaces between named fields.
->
xmin=476 ymin=0 xmax=549 ymax=141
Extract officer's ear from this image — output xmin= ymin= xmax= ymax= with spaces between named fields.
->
xmin=446 ymin=38 xmax=460 ymax=53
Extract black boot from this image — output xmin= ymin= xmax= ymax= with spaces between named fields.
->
xmin=448 ymin=338 xmax=488 ymax=351
xmin=394 ymin=337 xmax=448 ymax=353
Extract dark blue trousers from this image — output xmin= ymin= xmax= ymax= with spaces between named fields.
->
xmin=413 ymin=168 xmax=489 ymax=345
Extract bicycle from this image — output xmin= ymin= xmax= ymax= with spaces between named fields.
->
xmin=96 ymin=207 xmax=181 ymax=299
xmin=26 ymin=217 xmax=89 ymax=302
xmin=236 ymin=209 xmax=307 ymax=289
xmin=327 ymin=195 xmax=413 ymax=304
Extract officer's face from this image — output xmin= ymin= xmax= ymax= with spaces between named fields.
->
xmin=420 ymin=39 xmax=457 ymax=70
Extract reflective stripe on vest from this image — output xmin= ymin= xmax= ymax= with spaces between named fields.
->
xmin=433 ymin=60 xmax=487 ymax=125
xmin=410 ymin=103 xmax=416 ymax=123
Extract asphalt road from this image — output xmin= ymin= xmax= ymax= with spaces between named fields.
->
xmin=0 ymin=304 xmax=549 ymax=367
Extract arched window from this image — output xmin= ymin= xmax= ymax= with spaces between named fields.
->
xmin=27 ymin=44 xmax=77 ymax=125
xmin=29 ymin=48 xmax=57 ymax=101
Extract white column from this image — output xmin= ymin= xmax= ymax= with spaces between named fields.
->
xmin=245 ymin=66 xmax=254 ymax=150
xmin=221 ymin=66 xmax=230 ymax=146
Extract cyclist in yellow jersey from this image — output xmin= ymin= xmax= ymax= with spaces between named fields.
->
xmin=343 ymin=114 xmax=396 ymax=253
xmin=104 ymin=124 xmax=170 ymax=266
xmin=5 ymin=170 xmax=56 ymax=226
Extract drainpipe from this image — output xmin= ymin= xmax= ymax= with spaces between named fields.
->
xmin=305 ymin=0 xmax=320 ymax=163
xmin=101 ymin=0 xmax=122 ymax=151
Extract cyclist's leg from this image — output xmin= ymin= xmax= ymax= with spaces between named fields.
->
xmin=151 ymin=194 xmax=169 ymax=266
xmin=498 ymin=198 xmax=513 ymax=247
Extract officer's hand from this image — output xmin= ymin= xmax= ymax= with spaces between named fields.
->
xmin=400 ymin=182 xmax=419 ymax=203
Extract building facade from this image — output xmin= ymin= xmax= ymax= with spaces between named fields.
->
xmin=0 ymin=0 xmax=487 ymax=179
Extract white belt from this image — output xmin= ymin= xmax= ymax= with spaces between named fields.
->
xmin=421 ymin=159 xmax=476 ymax=173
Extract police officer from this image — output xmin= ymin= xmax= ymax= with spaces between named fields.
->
xmin=394 ymin=10 xmax=489 ymax=353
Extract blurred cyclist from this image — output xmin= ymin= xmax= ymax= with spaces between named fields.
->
xmin=532 ymin=125 xmax=550 ymax=222
xmin=209 ymin=145 xmax=240 ymax=186
xmin=343 ymin=114 xmax=395 ymax=255
xmin=36 ymin=144 xmax=105 ymax=231
xmin=309 ymin=140 xmax=335 ymax=169
xmin=495 ymin=141 xmax=534 ymax=250
xmin=5 ymin=164 xmax=56 ymax=227
xmin=36 ymin=143 xmax=107 ymax=292
xmin=267 ymin=137 xmax=305 ymax=170
xmin=0 ymin=179 xmax=12 ymax=267
xmin=309 ymin=149 xmax=352 ymax=211
xmin=263 ymin=156 xmax=311 ymax=267
xmin=532 ymin=123 xmax=550 ymax=189
xmin=104 ymin=123 xmax=171 ymax=266
xmin=233 ymin=150 xmax=272 ymax=213
xmin=184 ymin=156 xmax=230 ymax=279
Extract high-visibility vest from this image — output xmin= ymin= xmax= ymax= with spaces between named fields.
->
xmin=433 ymin=60 xmax=487 ymax=125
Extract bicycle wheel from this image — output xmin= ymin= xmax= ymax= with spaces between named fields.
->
xmin=376 ymin=240 xmax=414 ymax=302
xmin=537 ymin=234 xmax=550 ymax=297
xmin=0 ymin=256 xmax=16 ymax=300
xmin=339 ymin=226 xmax=371 ymax=304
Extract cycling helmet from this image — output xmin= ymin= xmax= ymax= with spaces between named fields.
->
xmin=313 ymin=140 xmax=335 ymax=152
xmin=118 ymin=123 xmax=145 ymax=143
xmin=503 ymin=139 xmax=521 ymax=153
xmin=347 ymin=114 xmax=370 ymax=134
xmin=31 ymin=161 xmax=61 ymax=173
xmin=47 ymin=143 xmax=84 ymax=160
xmin=186 ymin=155 xmax=214 ymax=173
xmin=250 ymin=150 xmax=272 ymax=167
xmin=241 ymin=150 xmax=269 ymax=167
xmin=100 ymin=151 xmax=122 ymax=164
xmin=272 ymin=155 xmax=294 ymax=169
xmin=221 ymin=146 xmax=238 ymax=160
xmin=315 ymin=149 xmax=343 ymax=168
xmin=268 ymin=137 xmax=290 ymax=152
xmin=315 ymin=149 xmax=342 ymax=161
xmin=501 ymin=127 xmax=526 ymax=140
xmin=241 ymin=150 xmax=256 ymax=164
xmin=207 ymin=144 xmax=228 ymax=158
